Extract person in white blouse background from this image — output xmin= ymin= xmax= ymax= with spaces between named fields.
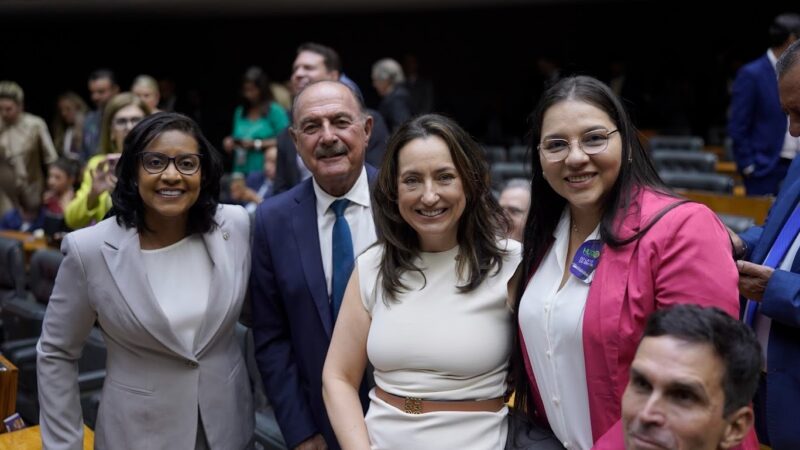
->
xmin=37 ymin=112 xmax=254 ymax=450
xmin=322 ymin=114 xmax=524 ymax=449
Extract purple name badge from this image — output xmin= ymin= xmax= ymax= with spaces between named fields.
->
xmin=570 ymin=239 xmax=602 ymax=283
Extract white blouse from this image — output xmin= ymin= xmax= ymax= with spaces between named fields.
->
xmin=141 ymin=234 xmax=212 ymax=351
xmin=518 ymin=209 xmax=598 ymax=450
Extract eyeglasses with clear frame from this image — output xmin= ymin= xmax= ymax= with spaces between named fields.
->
xmin=538 ymin=129 xmax=619 ymax=162
xmin=139 ymin=152 xmax=203 ymax=175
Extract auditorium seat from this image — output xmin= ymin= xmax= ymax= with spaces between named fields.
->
xmin=718 ymin=213 xmax=756 ymax=234
xmin=490 ymin=162 xmax=530 ymax=190
xmin=0 ymin=236 xmax=26 ymax=302
xmin=236 ymin=323 xmax=287 ymax=449
xmin=648 ymin=135 xmax=705 ymax=152
xmin=652 ymin=150 xmax=717 ymax=173
xmin=508 ymin=145 xmax=529 ymax=163
xmin=659 ymin=171 xmax=734 ymax=194
xmin=482 ymin=145 xmax=507 ymax=164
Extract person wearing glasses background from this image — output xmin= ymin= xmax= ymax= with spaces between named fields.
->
xmin=38 ymin=112 xmax=254 ymax=449
xmin=65 ymin=92 xmax=150 ymax=230
xmin=508 ymin=76 xmax=757 ymax=450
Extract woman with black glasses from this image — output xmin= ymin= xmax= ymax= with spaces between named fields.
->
xmin=509 ymin=76 xmax=752 ymax=449
xmin=38 ymin=112 xmax=254 ymax=449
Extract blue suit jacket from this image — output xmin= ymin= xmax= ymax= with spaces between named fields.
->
xmin=728 ymin=53 xmax=787 ymax=178
xmin=740 ymin=156 xmax=800 ymax=449
xmin=251 ymin=166 xmax=376 ymax=450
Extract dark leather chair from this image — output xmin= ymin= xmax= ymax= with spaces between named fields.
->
xmin=490 ymin=162 xmax=530 ymax=190
xmin=508 ymin=145 xmax=529 ymax=163
xmin=236 ymin=322 xmax=287 ymax=449
xmin=0 ymin=236 xmax=26 ymax=301
xmin=648 ymin=135 xmax=705 ymax=152
xmin=718 ymin=213 xmax=756 ymax=234
xmin=659 ymin=171 xmax=735 ymax=194
xmin=482 ymin=145 xmax=507 ymax=164
xmin=1 ymin=249 xmax=63 ymax=343
xmin=28 ymin=249 xmax=63 ymax=305
xmin=652 ymin=150 xmax=717 ymax=173
xmin=11 ymin=327 xmax=107 ymax=425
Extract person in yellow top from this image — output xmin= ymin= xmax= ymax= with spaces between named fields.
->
xmin=65 ymin=93 xmax=150 ymax=229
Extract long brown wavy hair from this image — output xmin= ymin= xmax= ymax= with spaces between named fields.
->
xmin=372 ymin=113 xmax=509 ymax=302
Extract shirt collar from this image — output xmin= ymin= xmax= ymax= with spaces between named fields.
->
xmin=768 ymin=48 xmax=779 ymax=72
xmin=313 ymin=166 xmax=371 ymax=217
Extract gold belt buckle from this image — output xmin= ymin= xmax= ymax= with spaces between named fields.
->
xmin=404 ymin=396 xmax=423 ymax=414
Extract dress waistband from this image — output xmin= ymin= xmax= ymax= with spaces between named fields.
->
xmin=374 ymin=386 xmax=505 ymax=415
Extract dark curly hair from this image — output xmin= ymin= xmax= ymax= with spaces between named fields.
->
xmin=111 ymin=112 xmax=223 ymax=234
xmin=372 ymin=113 xmax=509 ymax=301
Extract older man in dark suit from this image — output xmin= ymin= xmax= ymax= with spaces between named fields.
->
xmin=731 ymin=39 xmax=800 ymax=449
xmin=251 ymin=80 xmax=377 ymax=450
xmin=273 ymin=42 xmax=389 ymax=194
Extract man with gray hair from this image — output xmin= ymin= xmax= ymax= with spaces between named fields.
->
xmin=729 ymin=37 xmax=800 ymax=448
xmin=252 ymin=80 xmax=377 ymax=450
xmin=499 ymin=178 xmax=531 ymax=242
xmin=274 ymin=43 xmax=389 ymax=194
xmin=372 ymin=58 xmax=413 ymax=132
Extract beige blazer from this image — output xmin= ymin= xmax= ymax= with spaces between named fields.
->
xmin=37 ymin=205 xmax=254 ymax=450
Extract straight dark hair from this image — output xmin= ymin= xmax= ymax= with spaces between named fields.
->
xmin=112 ymin=112 xmax=224 ymax=234
xmin=372 ymin=113 xmax=509 ymax=301
xmin=511 ymin=75 xmax=680 ymax=420
xmin=239 ymin=66 xmax=275 ymax=116
xmin=643 ymin=305 xmax=762 ymax=416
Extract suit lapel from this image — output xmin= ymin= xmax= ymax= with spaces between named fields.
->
xmin=194 ymin=212 xmax=237 ymax=355
xmin=100 ymin=222 xmax=192 ymax=359
xmin=294 ymin=181 xmax=334 ymax=338
xmin=583 ymin=190 xmax=644 ymax=432
xmin=753 ymin=178 xmax=800 ymax=264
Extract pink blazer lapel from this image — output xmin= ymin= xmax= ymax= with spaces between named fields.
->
xmin=582 ymin=193 xmax=643 ymax=441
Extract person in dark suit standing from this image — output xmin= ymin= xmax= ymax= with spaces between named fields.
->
xmin=728 ymin=13 xmax=800 ymax=196
xmin=730 ymin=38 xmax=800 ymax=450
xmin=251 ymin=80 xmax=377 ymax=450
xmin=273 ymin=43 xmax=389 ymax=194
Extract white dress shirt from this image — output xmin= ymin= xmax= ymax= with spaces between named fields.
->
xmin=519 ymin=209 xmax=597 ymax=450
xmin=313 ymin=166 xmax=377 ymax=299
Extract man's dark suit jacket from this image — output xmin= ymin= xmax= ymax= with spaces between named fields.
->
xmin=251 ymin=166 xmax=377 ymax=449
xmin=728 ymin=54 xmax=787 ymax=182
xmin=739 ymin=156 xmax=800 ymax=449
xmin=273 ymin=109 xmax=388 ymax=194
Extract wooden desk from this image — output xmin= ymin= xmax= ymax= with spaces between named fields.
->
xmin=0 ymin=425 xmax=93 ymax=449
xmin=0 ymin=356 xmax=17 ymax=433
xmin=680 ymin=190 xmax=774 ymax=224
xmin=0 ymin=231 xmax=49 ymax=255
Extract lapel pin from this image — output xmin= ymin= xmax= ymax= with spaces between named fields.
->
xmin=223 ymin=231 xmax=230 ymax=241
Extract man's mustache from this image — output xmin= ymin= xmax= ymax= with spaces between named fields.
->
xmin=315 ymin=144 xmax=348 ymax=159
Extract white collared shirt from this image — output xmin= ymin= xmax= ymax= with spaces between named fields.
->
xmin=768 ymin=49 xmax=800 ymax=159
xmin=313 ymin=166 xmax=377 ymax=299
xmin=519 ymin=208 xmax=597 ymax=450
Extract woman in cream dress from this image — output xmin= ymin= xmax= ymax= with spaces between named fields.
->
xmin=323 ymin=114 xmax=520 ymax=449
